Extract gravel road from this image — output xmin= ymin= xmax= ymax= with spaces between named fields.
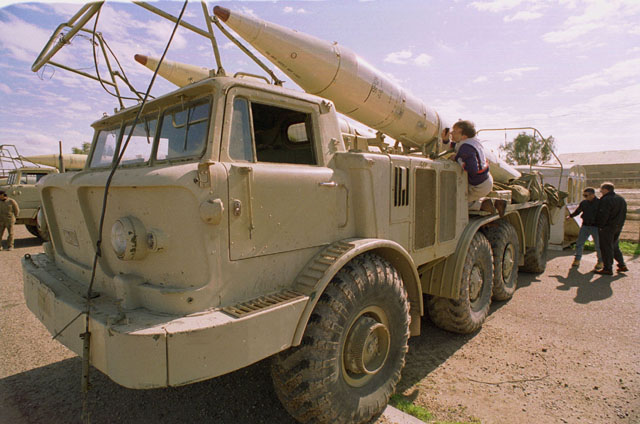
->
xmin=1 ymin=226 xmax=638 ymax=424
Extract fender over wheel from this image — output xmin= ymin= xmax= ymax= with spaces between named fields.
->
xmin=428 ymin=231 xmax=494 ymax=334
xmin=271 ymin=253 xmax=410 ymax=424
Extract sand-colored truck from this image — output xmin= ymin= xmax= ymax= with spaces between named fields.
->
xmin=1 ymin=166 xmax=57 ymax=240
xmin=23 ymin=4 xmax=561 ymax=424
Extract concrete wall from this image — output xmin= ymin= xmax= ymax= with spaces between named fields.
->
xmin=583 ymin=164 xmax=640 ymax=189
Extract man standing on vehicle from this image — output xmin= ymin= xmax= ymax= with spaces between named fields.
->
xmin=594 ymin=182 xmax=628 ymax=275
xmin=442 ymin=120 xmax=499 ymax=208
xmin=569 ymin=187 xmax=603 ymax=270
xmin=0 ymin=190 xmax=20 ymax=251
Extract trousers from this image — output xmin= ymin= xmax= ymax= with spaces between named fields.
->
xmin=574 ymin=225 xmax=601 ymax=261
xmin=468 ymin=173 xmax=494 ymax=202
xmin=598 ymin=225 xmax=625 ymax=272
xmin=0 ymin=220 xmax=15 ymax=249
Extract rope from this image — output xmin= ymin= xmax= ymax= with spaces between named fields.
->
xmin=79 ymin=2 xmax=190 ymax=422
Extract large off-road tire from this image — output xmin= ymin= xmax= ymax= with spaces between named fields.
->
xmin=522 ymin=212 xmax=549 ymax=273
xmin=25 ymin=224 xmax=49 ymax=242
xmin=271 ymin=253 xmax=410 ymax=424
xmin=428 ymin=231 xmax=493 ymax=334
xmin=483 ymin=220 xmax=520 ymax=301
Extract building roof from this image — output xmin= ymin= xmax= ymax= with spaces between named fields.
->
xmin=557 ymin=149 xmax=640 ymax=166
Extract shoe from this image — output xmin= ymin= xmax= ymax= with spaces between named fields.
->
xmin=594 ymin=269 xmax=613 ymax=275
xmin=617 ymin=265 xmax=629 ymax=272
xmin=594 ymin=262 xmax=604 ymax=271
xmin=480 ymin=199 xmax=497 ymax=214
xmin=7 ymin=247 xmax=13 ymax=251
xmin=571 ymin=259 xmax=580 ymax=267
xmin=495 ymin=199 xmax=507 ymax=217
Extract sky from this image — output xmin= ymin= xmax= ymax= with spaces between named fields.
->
xmin=0 ymin=0 xmax=639 ymax=158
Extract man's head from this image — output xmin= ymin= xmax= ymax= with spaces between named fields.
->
xmin=451 ymin=120 xmax=476 ymax=143
xmin=583 ymin=187 xmax=596 ymax=201
xmin=0 ymin=190 xmax=6 ymax=200
xmin=600 ymin=182 xmax=615 ymax=196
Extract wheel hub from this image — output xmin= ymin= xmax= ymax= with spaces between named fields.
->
xmin=502 ymin=243 xmax=515 ymax=280
xmin=469 ymin=265 xmax=483 ymax=302
xmin=344 ymin=316 xmax=390 ymax=376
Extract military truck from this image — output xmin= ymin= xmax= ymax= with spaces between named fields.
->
xmin=1 ymin=166 xmax=57 ymax=240
xmin=23 ymin=4 xmax=558 ymax=424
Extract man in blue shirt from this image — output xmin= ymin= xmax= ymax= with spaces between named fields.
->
xmin=442 ymin=120 xmax=493 ymax=203
xmin=568 ymin=187 xmax=603 ymax=271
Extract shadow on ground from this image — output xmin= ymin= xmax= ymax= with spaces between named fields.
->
xmin=1 ymin=357 xmax=294 ymax=424
xmin=551 ymin=267 xmax=625 ymax=304
xmin=12 ymin=235 xmax=43 ymax=249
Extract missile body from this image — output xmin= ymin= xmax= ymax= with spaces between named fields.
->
xmin=134 ymin=54 xmax=209 ymax=87
xmin=25 ymin=154 xmax=87 ymax=170
xmin=213 ymin=6 xmax=444 ymax=149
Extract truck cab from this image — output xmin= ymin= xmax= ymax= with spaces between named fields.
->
xmin=1 ymin=166 xmax=57 ymax=239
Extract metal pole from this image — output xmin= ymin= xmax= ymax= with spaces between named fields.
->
xmin=32 ymin=2 xmax=104 ymax=72
xmin=201 ymin=1 xmax=225 ymax=75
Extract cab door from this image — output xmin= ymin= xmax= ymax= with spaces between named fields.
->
xmin=222 ymin=87 xmax=343 ymax=260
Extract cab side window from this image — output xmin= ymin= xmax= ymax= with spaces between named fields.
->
xmin=229 ymin=98 xmax=316 ymax=165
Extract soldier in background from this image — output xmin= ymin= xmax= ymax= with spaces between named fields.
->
xmin=594 ymin=182 xmax=628 ymax=275
xmin=0 ymin=190 xmax=20 ymax=251
xmin=569 ymin=187 xmax=603 ymax=271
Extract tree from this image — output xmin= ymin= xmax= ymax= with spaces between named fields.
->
xmin=71 ymin=142 xmax=92 ymax=154
xmin=500 ymin=132 xmax=556 ymax=165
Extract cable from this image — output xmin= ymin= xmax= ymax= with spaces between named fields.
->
xmin=80 ymin=1 xmax=189 ymax=421
xmin=90 ymin=7 xmax=142 ymax=102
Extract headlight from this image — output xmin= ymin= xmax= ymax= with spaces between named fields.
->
xmin=110 ymin=216 xmax=148 ymax=260
xmin=111 ymin=220 xmax=128 ymax=258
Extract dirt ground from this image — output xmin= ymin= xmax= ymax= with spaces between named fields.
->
xmin=1 ymin=226 xmax=638 ymax=424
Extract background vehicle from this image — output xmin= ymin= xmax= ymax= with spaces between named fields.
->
xmin=22 ymin=4 xmax=562 ymax=424
xmin=1 ymin=166 xmax=57 ymax=240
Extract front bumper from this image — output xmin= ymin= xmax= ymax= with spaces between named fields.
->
xmin=22 ymin=253 xmax=307 ymax=389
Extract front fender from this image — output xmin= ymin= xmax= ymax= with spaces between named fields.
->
xmin=291 ymin=238 xmax=423 ymax=345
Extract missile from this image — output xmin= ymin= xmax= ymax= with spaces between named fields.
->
xmin=134 ymin=54 xmax=210 ymax=87
xmin=25 ymin=154 xmax=87 ymax=170
xmin=213 ymin=6 xmax=446 ymax=149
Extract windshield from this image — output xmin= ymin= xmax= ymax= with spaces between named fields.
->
xmin=90 ymin=125 xmax=119 ymax=168
xmin=156 ymin=99 xmax=210 ymax=161
xmin=89 ymin=96 xmax=211 ymax=169
xmin=120 ymin=116 xmax=158 ymax=165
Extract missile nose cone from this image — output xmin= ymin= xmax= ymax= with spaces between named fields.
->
xmin=134 ymin=54 xmax=148 ymax=66
xmin=213 ymin=6 xmax=230 ymax=22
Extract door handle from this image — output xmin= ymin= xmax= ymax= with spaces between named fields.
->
xmin=318 ymin=181 xmax=338 ymax=188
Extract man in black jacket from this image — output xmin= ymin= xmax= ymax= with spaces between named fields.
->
xmin=569 ymin=187 xmax=602 ymax=270
xmin=594 ymin=182 xmax=628 ymax=275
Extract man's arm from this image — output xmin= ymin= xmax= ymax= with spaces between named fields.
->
xmin=455 ymin=145 xmax=480 ymax=175
xmin=596 ymin=198 xmax=610 ymax=228
xmin=11 ymin=199 xmax=19 ymax=217
xmin=569 ymin=201 xmax=584 ymax=218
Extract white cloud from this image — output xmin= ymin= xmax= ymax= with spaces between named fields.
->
xmin=543 ymin=0 xmax=640 ymax=44
xmin=473 ymin=76 xmax=488 ymax=83
xmin=0 ymin=12 xmax=69 ymax=63
xmin=384 ymin=50 xmax=432 ymax=68
xmin=240 ymin=7 xmax=258 ymax=19
xmin=0 ymin=82 xmax=12 ymax=94
xmin=283 ymin=6 xmax=308 ymax=14
xmin=384 ymin=50 xmax=413 ymax=65
xmin=470 ymin=0 xmax=526 ymax=13
xmin=504 ymin=10 xmax=543 ymax=21
xmin=501 ymin=66 xmax=539 ymax=77
xmin=413 ymin=53 xmax=432 ymax=68
xmin=563 ymin=58 xmax=640 ymax=92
